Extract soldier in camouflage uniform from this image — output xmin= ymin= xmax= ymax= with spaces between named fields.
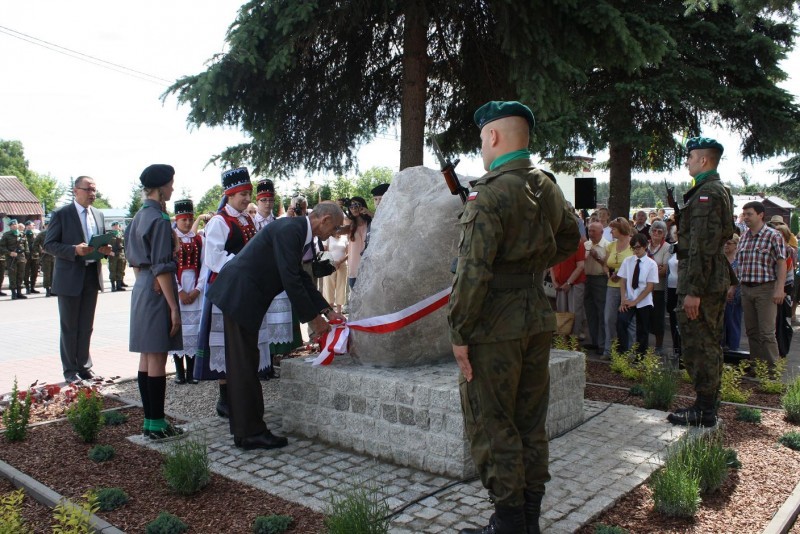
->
xmin=0 ymin=220 xmax=30 ymax=300
xmin=34 ymin=222 xmax=54 ymax=297
xmin=108 ymin=221 xmax=127 ymax=292
xmin=23 ymin=220 xmax=41 ymax=294
xmin=449 ymin=101 xmax=579 ymax=534
xmin=0 ymin=213 xmax=6 ymax=296
xmin=667 ymin=137 xmax=734 ymax=428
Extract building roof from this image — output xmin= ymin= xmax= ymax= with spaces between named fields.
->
xmin=765 ymin=195 xmax=795 ymax=209
xmin=0 ymin=176 xmax=43 ymax=218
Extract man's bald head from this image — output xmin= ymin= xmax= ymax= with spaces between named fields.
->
xmin=480 ymin=116 xmax=530 ymax=171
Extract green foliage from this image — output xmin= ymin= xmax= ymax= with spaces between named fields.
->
xmin=66 ymin=389 xmax=104 ymax=443
xmin=680 ymin=367 xmax=692 ymax=384
xmin=252 ymin=514 xmax=293 ymax=534
xmin=551 ymin=334 xmax=580 ymax=351
xmin=753 ymin=358 xmax=787 ymax=394
xmin=52 ymin=491 xmax=99 ymax=534
xmin=642 ymin=366 xmax=679 ymax=411
xmin=629 ymin=384 xmax=645 ymax=397
xmin=88 ymin=444 xmax=115 ymax=463
xmin=792 ymin=211 xmax=800 ymax=235
xmin=779 ymin=431 xmax=800 ymax=451
xmin=2 ymin=377 xmax=32 ymax=442
xmin=93 ymin=487 xmax=129 ymax=512
xmin=162 ymin=439 xmax=210 ymax=496
xmin=724 ymin=448 xmax=742 ymax=470
xmin=666 ymin=431 xmax=730 ymax=494
xmin=720 ymin=362 xmax=751 ymax=403
xmin=103 ymin=410 xmax=129 ymax=426
xmin=735 ymin=406 xmax=762 ymax=424
xmin=650 ymin=463 xmax=701 ymax=518
xmin=195 ymin=185 xmax=224 ymax=217
xmin=594 ymin=524 xmax=629 ymax=534
xmin=126 ymin=183 xmax=144 ymax=219
xmin=782 ymin=376 xmax=800 ymax=423
xmin=145 ymin=512 xmax=188 ymax=534
xmin=0 ymin=488 xmax=31 ymax=534
xmin=324 ymin=480 xmax=390 ymax=534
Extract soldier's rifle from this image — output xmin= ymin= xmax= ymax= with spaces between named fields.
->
xmin=665 ymin=180 xmax=680 ymax=231
xmin=429 ymin=134 xmax=469 ymax=204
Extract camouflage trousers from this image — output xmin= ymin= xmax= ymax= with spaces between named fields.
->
xmin=676 ymin=291 xmax=726 ymax=397
xmin=41 ymin=255 xmax=54 ymax=288
xmin=25 ymin=258 xmax=39 ymax=287
xmin=459 ymin=331 xmax=552 ymax=507
xmin=108 ymin=255 xmax=126 ymax=282
xmin=6 ymin=256 xmax=26 ymax=290
xmin=0 ymin=257 xmax=4 ymax=289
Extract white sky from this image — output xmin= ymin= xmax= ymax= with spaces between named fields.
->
xmin=1 ymin=1 xmax=798 ymax=210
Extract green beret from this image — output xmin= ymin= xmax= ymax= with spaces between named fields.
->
xmin=474 ymin=101 xmax=535 ymax=130
xmin=110 ymin=221 xmax=120 ymax=227
xmin=686 ymin=136 xmax=724 ymax=155
xmin=8 ymin=219 xmax=17 ymax=225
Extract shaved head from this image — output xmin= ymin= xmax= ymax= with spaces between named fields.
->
xmin=480 ymin=116 xmax=531 ymax=171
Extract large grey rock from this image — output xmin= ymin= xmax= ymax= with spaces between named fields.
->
xmin=348 ymin=165 xmax=466 ymax=367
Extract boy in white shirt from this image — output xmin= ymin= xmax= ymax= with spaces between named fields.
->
xmin=617 ymin=232 xmax=659 ymax=353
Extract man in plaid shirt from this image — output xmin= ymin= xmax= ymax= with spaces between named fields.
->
xmin=734 ymin=200 xmax=786 ymax=367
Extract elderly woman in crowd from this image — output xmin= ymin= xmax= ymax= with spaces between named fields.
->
xmin=647 ymin=220 xmax=671 ymax=355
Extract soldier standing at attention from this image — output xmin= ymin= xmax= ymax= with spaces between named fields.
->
xmin=0 ymin=220 xmax=29 ymax=300
xmin=108 ymin=221 xmax=127 ymax=292
xmin=23 ymin=220 xmax=41 ymax=294
xmin=449 ymin=101 xmax=579 ymax=534
xmin=34 ymin=222 xmax=54 ymax=297
xmin=667 ymin=137 xmax=734 ymax=428
xmin=0 ymin=212 xmax=6 ymax=297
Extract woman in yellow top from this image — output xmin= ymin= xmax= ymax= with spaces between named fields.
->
xmin=600 ymin=217 xmax=634 ymax=357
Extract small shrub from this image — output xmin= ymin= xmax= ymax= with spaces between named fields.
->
xmin=629 ymin=384 xmax=645 ymax=397
xmin=724 ymin=448 xmax=742 ymax=469
xmin=642 ymin=367 xmax=679 ymax=411
xmin=0 ymin=488 xmax=32 ymax=534
xmin=735 ymin=406 xmax=762 ymax=424
xmin=680 ymin=367 xmax=692 ymax=384
xmin=610 ymin=341 xmax=639 ymax=380
xmin=783 ymin=376 xmax=800 ymax=423
xmin=594 ymin=524 xmax=629 ymax=534
xmin=325 ymin=480 xmax=390 ymax=534
xmin=252 ymin=514 xmax=293 ymax=534
xmin=667 ymin=431 xmax=730 ymax=494
xmin=753 ymin=359 xmax=787 ymax=394
xmin=2 ymin=378 xmax=32 ymax=442
xmin=162 ymin=439 xmax=210 ymax=496
xmin=88 ymin=445 xmax=115 ymax=463
xmin=552 ymin=335 xmax=580 ymax=351
xmin=103 ymin=410 xmax=128 ymax=426
xmin=52 ymin=491 xmax=98 ymax=534
xmin=650 ymin=463 xmax=701 ymax=517
xmin=66 ymin=389 xmax=104 ymax=443
xmin=720 ymin=362 xmax=751 ymax=404
xmin=145 ymin=512 xmax=188 ymax=534
xmin=94 ymin=488 xmax=129 ymax=512
xmin=779 ymin=431 xmax=800 ymax=451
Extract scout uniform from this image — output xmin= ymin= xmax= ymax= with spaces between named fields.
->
xmin=33 ymin=225 xmax=54 ymax=296
xmin=449 ymin=101 xmax=579 ymax=534
xmin=668 ymin=137 xmax=734 ymax=428
xmin=23 ymin=221 xmax=40 ymax=294
xmin=0 ymin=220 xmax=30 ymax=300
xmin=172 ymin=199 xmax=205 ymax=384
xmin=108 ymin=221 xmax=127 ymax=292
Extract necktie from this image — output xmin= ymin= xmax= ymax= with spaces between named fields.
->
xmin=82 ymin=208 xmax=91 ymax=242
xmin=302 ymin=241 xmax=313 ymax=261
xmin=632 ymin=259 xmax=640 ymax=290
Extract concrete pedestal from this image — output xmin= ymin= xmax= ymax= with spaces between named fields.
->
xmin=280 ymin=350 xmax=585 ymax=478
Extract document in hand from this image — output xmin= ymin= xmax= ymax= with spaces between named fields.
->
xmin=84 ymin=232 xmax=114 ymax=261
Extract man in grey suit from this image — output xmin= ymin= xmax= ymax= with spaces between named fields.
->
xmin=44 ymin=176 xmax=112 ymax=382
xmin=208 ymin=201 xmax=345 ymax=450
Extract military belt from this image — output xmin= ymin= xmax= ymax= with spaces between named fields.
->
xmin=488 ymin=273 xmax=537 ymax=289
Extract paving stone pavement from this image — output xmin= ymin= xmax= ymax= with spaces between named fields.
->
xmin=130 ymin=399 xmax=687 ymax=533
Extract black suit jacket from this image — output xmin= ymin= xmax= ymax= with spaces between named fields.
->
xmin=208 ymin=217 xmax=328 ymax=332
xmin=44 ymin=202 xmax=105 ymax=297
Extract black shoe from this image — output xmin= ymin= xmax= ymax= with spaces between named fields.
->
xmin=523 ymin=491 xmax=542 ymax=534
xmin=30 ymin=288 xmax=40 ymax=294
xmin=25 ymin=286 xmax=31 ymax=294
xmin=10 ymin=290 xmax=17 ymax=300
xmin=119 ymin=281 xmax=129 ymax=288
xmin=0 ymin=290 xmax=6 ymax=296
xmin=185 ymin=357 xmax=198 ymax=384
xmin=149 ymin=423 xmax=185 ymax=441
xmin=459 ymin=504 xmax=526 ymax=534
xmin=45 ymin=288 xmax=51 ymax=297
xmin=111 ymin=281 xmax=118 ymax=292
xmin=116 ymin=280 xmax=126 ymax=291
xmin=64 ymin=374 xmax=80 ymax=383
xmin=78 ymin=370 xmax=98 ymax=380
xmin=233 ymin=430 xmax=288 ymax=450
xmin=16 ymin=290 xmax=27 ymax=299
xmin=216 ymin=398 xmax=229 ymax=418
xmin=173 ymin=355 xmax=186 ymax=384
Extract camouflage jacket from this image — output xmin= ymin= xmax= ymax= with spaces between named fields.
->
xmin=33 ymin=230 xmax=50 ymax=257
xmin=25 ymin=232 xmax=40 ymax=260
xmin=0 ymin=231 xmax=29 ymax=262
xmin=676 ymin=173 xmax=734 ymax=296
xmin=448 ymin=159 xmax=579 ymax=345
xmin=110 ymin=232 xmax=125 ymax=257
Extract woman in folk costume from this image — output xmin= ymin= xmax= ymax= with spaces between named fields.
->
xmin=126 ymin=164 xmax=184 ymax=440
xmin=254 ymin=179 xmax=300 ymax=378
xmin=171 ymin=199 xmax=206 ymax=384
xmin=194 ymin=167 xmax=258 ymax=417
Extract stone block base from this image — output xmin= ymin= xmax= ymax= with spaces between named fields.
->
xmin=280 ymin=350 xmax=585 ymax=478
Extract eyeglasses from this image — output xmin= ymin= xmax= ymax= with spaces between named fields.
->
xmin=350 ymin=202 xmax=362 ymax=209
xmin=631 ymin=245 xmax=644 ymax=250
xmin=75 ymin=187 xmax=97 ymax=194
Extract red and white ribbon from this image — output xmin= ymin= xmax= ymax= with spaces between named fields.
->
xmin=307 ymin=287 xmax=451 ymax=366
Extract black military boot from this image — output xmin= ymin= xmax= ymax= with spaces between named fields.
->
xmin=523 ymin=491 xmax=543 ymax=534
xmin=216 ymin=383 xmax=229 ymax=418
xmin=119 ymin=280 xmax=129 ymax=288
xmin=459 ymin=504 xmax=526 ymax=534
xmin=173 ymin=355 xmax=186 ymax=384
xmin=30 ymin=285 xmax=40 ymax=294
xmin=25 ymin=283 xmax=31 ymax=294
xmin=45 ymin=287 xmax=51 ymax=297
xmin=11 ymin=289 xmax=18 ymax=300
xmin=185 ymin=356 xmax=198 ymax=384
xmin=111 ymin=279 xmax=118 ymax=292
xmin=16 ymin=288 xmax=27 ymax=299
xmin=116 ymin=280 xmax=126 ymax=291
xmin=667 ymin=394 xmax=717 ymax=427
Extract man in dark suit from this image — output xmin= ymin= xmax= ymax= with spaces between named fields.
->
xmin=208 ymin=201 xmax=345 ymax=450
xmin=44 ymin=176 xmax=112 ymax=382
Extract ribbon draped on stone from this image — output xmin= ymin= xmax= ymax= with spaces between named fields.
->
xmin=307 ymin=287 xmax=451 ymax=366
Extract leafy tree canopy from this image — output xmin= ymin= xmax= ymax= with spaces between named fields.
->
xmin=0 ymin=140 xmax=67 ymax=213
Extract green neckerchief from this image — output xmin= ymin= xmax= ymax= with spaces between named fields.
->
xmin=11 ymin=229 xmax=19 ymax=236
xmin=25 ymin=230 xmax=33 ymax=236
xmin=143 ymin=201 xmax=171 ymax=220
xmin=489 ymin=149 xmax=531 ymax=171
xmin=691 ymin=169 xmax=717 ymax=188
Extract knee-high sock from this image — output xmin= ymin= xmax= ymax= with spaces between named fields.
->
xmin=137 ymin=371 xmax=151 ymax=420
xmin=147 ymin=375 xmax=167 ymax=429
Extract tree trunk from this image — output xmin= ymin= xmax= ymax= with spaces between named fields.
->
xmin=608 ymin=141 xmax=633 ymax=219
xmin=399 ymin=1 xmax=429 ymax=170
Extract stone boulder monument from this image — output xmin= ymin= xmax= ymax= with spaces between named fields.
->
xmin=348 ymin=165 xmax=463 ymax=367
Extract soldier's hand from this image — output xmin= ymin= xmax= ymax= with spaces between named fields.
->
xmin=683 ymin=295 xmax=701 ymax=321
xmin=452 ymin=344 xmax=472 ymax=382
xmin=9 ymin=251 xmax=16 ymax=258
